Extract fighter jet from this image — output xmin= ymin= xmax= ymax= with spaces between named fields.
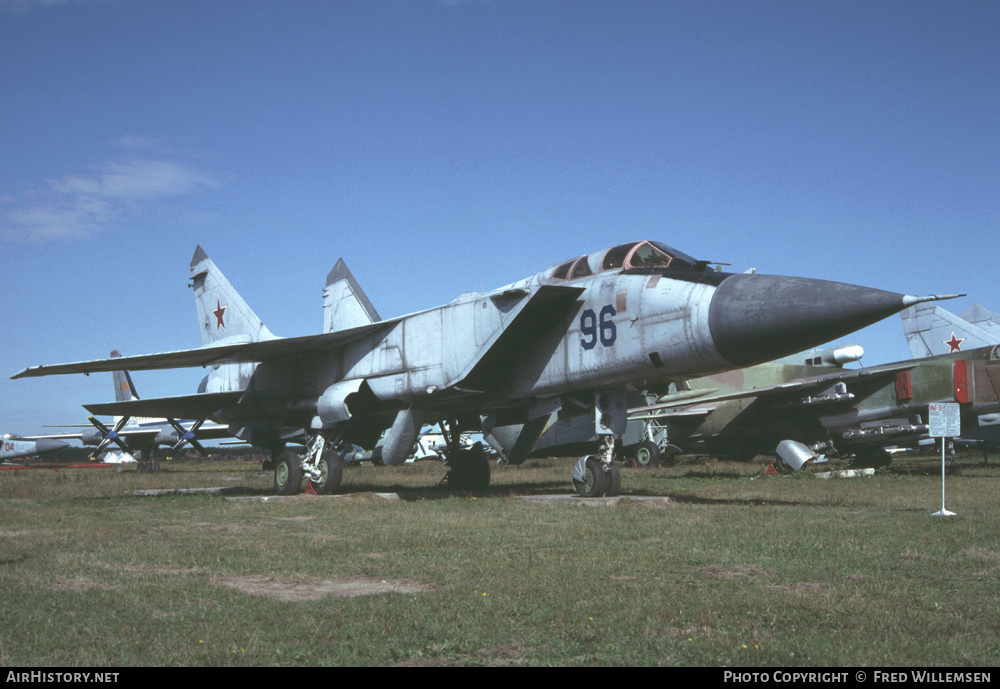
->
xmin=901 ymin=301 xmax=1000 ymax=444
xmin=485 ymin=342 xmax=863 ymax=468
xmin=1 ymin=433 xmax=68 ymax=461
xmin=902 ymin=301 xmax=1000 ymax=358
xmin=12 ymin=240 xmax=957 ymax=496
xmin=628 ymin=343 xmax=1000 ymax=470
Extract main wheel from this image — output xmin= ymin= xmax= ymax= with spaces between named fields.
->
xmin=633 ymin=440 xmax=660 ymax=468
xmin=442 ymin=443 xmax=490 ymax=490
xmin=273 ymin=451 xmax=303 ymax=495
xmin=850 ymin=444 xmax=892 ymax=469
xmin=573 ymin=456 xmax=607 ymax=498
xmin=309 ymin=449 xmax=343 ymax=495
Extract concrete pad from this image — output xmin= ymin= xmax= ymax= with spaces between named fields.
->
xmin=813 ymin=468 xmax=876 ymax=480
xmin=225 ymin=492 xmax=403 ymax=503
xmin=516 ymin=494 xmax=673 ymax=507
xmin=132 ymin=486 xmax=240 ymax=496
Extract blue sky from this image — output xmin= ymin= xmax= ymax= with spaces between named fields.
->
xmin=2 ymin=0 xmax=997 ymax=436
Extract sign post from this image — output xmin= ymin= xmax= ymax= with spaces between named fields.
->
xmin=928 ymin=402 xmax=959 ymax=517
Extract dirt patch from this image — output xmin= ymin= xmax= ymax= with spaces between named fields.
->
xmin=762 ymin=582 xmax=824 ymax=594
xmin=693 ymin=564 xmax=772 ymax=580
xmin=52 ymin=577 xmax=116 ymax=592
xmin=393 ymin=642 xmax=530 ymax=667
xmin=212 ymin=575 xmax=434 ymax=601
xmin=961 ymin=547 xmax=1000 ymax=561
xmin=110 ymin=564 xmax=208 ymax=575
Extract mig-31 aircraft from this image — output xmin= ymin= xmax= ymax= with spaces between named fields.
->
xmin=12 ymin=240 xmax=956 ymax=497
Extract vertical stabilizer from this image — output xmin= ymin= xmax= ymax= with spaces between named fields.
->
xmin=190 ymin=245 xmax=274 ymax=346
xmin=959 ymin=303 xmax=1000 ymax=340
xmin=110 ymin=350 xmax=139 ymax=402
xmin=901 ymin=302 xmax=999 ymax=358
xmin=323 ymin=258 xmax=381 ymax=333
xmin=190 ymin=246 xmax=274 ymax=394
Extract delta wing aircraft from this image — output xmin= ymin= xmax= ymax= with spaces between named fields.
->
xmin=13 ymin=241 xmax=956 ymax=496
xmin=902 ymin=301 xmax=1000 ymax=358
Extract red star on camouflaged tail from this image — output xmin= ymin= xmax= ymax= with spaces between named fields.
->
xmin=213 ymin=298 xmax=227 ymax=331
xmin=944 ymin=331 xmax=964 ymax=353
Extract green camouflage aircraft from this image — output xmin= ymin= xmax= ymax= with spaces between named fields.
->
xmin=628 ymin=343 xmax=1000 ymax=471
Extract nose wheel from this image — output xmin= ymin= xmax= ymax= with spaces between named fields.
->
xmin=572 ymin=456 xmax=622 ymax=497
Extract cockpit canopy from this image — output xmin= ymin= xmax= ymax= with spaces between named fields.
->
xmin=549 ymin=241 xmax=701 ymax=281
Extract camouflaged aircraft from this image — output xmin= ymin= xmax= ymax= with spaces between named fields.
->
xmin=628 ymin=343 xmax=1000 ymax=470
xmin=901 ymin=300 xmax=1000 ymax=446
xmin=12 ymin=241 xmax=957 ymax=496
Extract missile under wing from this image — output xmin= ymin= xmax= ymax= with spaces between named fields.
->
xmin=13 ymin=240 xmax=958 ymax=497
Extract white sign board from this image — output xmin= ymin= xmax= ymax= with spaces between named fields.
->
xmin=929 ymin=402 xmax=961 ymax=438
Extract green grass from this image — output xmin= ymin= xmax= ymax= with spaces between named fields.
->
xmin=1 ymin=453 xmax=998 ymax=666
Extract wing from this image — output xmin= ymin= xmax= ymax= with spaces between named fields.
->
xmin=83 ymin=391 xmax=244 ymax=419
xmin=446 ymin=284 xmax=585 ymax=392
xmin=630 ymin=363 xmax=917 ymax=417
xmin=11 ymin=318 xmax=402 ymax=379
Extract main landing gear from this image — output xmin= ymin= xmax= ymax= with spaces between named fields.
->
xmin=273 ymin=433 xmax=344 ymax=496
xmin=438 ymin=420 xmax=490 ymax=491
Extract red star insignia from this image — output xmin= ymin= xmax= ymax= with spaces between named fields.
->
xmin=213 ymin=298 xmax=227 ymax=331
xmin=944 ymin=332 xmax=964 ymax=353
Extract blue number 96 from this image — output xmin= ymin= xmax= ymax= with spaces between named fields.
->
xmin=581 ymin=305 xmax=617 ymax=349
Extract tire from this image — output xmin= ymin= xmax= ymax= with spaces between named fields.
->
xmin=633 ymin=440 xmax=660 ymax=468
xmin=573 ymin=456 xmax=607 ymax=498
xmin=309 ymin=449 xmax=343 ymax=495
xmin=605 ymin=462 xmax=622 ymax=497
xmin=443 ymin=443 xmax=490 ymax=490
xmin=273 ymin=451 xmax=303 ymax=495
xmin=850 ymin=444 xmax=892 ymax=469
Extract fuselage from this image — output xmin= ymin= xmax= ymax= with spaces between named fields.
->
xmin=234 ymin=240 xmax=916 ymax=445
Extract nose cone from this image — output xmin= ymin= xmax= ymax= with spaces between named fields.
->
xmin=708 ymin=274 xmax=915 ymax=367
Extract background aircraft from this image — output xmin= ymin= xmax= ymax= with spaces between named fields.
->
xmin=1 ymin=433 xmax=68 ymax=461
xmin=629 ymin=344 xmax=1000 ymax=470
xmin=901 ymin=301 xmax=1000 ymax=445
xmin=36 ymin=351 xmax=232 ymax=470
xmin=14 ymin=242 xmax=955 ymax=497
xmin=902 ymin=301 xmax=1000 ymax=358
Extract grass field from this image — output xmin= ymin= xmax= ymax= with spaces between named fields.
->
xmin=1 ymin=452 xmax=998 ymax=667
